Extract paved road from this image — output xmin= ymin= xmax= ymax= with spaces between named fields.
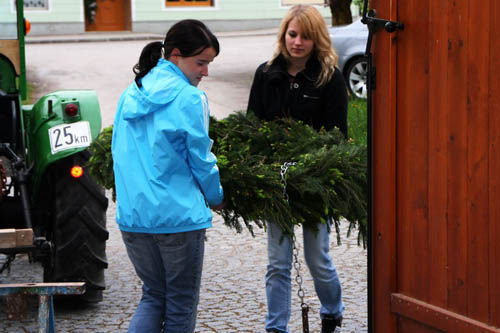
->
xmin=0 ymin=195 xmax=367 ymax=332
xmin=1 ymin=34 xmax=367 ymax=332
xmin=25 ymin=34 xmax=277 ymax=126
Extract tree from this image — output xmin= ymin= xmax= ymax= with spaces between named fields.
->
xmin=327 ymin=0 xmax=353 ymax=26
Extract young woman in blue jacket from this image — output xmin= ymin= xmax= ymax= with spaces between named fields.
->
xmin=112 ymin=19 xmax=224 ymax=333
xmin=247 ymin=5 xmax=347 ymax=333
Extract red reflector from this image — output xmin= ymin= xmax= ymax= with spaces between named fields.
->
xmin=70 ymin=165 xmax=84 ymax=178
xmin=65 ymin=103 xmax=79 ymax=117
xmin=25 ymin=19 xmax=31 ymax=35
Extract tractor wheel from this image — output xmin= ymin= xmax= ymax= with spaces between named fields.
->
xmin=43 ymin=151 xmax=109 ymax=303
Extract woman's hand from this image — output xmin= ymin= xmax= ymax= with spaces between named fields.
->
xmin=211 ymin=201 xmax=225 ymax=211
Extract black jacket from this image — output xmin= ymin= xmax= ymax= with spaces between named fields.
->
xmin=247 ymin=54 xmax=348 ymax=137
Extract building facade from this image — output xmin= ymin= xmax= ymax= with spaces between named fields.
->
xmin=1 ymin=0 xmax=336 ymax=35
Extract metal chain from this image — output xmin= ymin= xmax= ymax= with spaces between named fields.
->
xmin=280 ymin=162 xmax=296 ymax=202
xmin=0 ymin=254 xmax=16 ymax=275
xmin=280 ymin=161 xmax=309 ymax=333
xmin=292 ymin=233 xmax=310 ymax=332
xmin=0 ymin=159 xmax=8 ymax=200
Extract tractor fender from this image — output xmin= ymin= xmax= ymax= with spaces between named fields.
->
xmin=22 ymin=90 xmax=102 ymax=198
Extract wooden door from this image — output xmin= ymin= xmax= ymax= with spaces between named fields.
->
xmin=371 ymin=0 xmax=500 ymax=332
xmin=85 ymin=0 xmax=129 ymax=32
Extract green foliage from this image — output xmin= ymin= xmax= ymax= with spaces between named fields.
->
xmin=87 ymin=126 xmax=115 ymax=201
xmin=348 ymin=97 xmax=367 ymax=147
xmin=353 ymin=0 xmax=367 ymax=13
xmin=353 ymin=0 xmax=363 ymax=9
xmin=88 ymin=113 xmax=367 ymax=246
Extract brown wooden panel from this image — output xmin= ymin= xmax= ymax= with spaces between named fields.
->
xmin=86 ymin=0 xmax=127 ymax=32
xmin=371 ymin=0 xmax=398 ymax=330
xmin=0 ymin=229 xmax=17 ymax=249
xmin=489 ymin=0 xmax=500 ymax=327
xmin=165 ymin=0 xmax=212 ymax=6
xmin=466 ymin=0 xmax=490 ymax=323
xmin=0 ymin=40 xmax=20 ymax=74
xmin=397 ymin=317 xmax=443 ymax=333
xmin=373 ymin=0 xmax=500 ymax=330
xmin=0 ymin=229 xmax=33 ymax=249
xmin=396 ymin=0 xmax=430 ymax=300
xmin=446 ymin=0 xmax=469 ymax=315
xmin=391 ymin=294 xmax=500 ymax=333
xmin=426 ymin=0 xmax=449 ymax=309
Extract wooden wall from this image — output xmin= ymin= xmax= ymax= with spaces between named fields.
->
xmin=371 ymin=0 xmax=500 ymax=331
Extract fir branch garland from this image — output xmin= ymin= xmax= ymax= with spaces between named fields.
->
xmin=88 ymin=112 xmax=367 ymax=246
xmin=87 ymin=126 xmax=115 ymax=200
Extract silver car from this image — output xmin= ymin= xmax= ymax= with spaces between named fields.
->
xmin=329 ymin=19 xmax=368 ymax=99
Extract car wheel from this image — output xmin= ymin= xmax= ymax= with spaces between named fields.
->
xmin=345 ymin=57 xmax=368 ymax=99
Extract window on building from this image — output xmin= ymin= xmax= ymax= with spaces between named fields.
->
xmin=282 ymin=0 xmax=325 ymax=5
xmin=12 ymin=0 xmax=49 ymax=10
xmin=21 ymin=0 xmax=49 ymax=10
xmin=165 ymin=0 xmax=213 ymax=7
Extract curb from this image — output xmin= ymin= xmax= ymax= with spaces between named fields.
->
xmin=25 ymin=29 xmax=278 ymax=44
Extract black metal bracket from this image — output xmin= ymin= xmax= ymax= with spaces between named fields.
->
xmin=362 ymin=9 xmax=404 ymax=33
xmin=362 ymin=9 xmax=404 ymax=57
xmin=362 ymin=9 xmax=404 ymax=89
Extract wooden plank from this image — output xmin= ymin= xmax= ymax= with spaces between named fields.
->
xmin=0 ymin=40 xmax=21 ymax=74
xmin=397 ymin=317 xmax=442 ymax=333
xmin=0 ymin=229 xmax=33 ymax=249
xmin=394 ymin=0 xmax=412 ymax=298
xmin=427 ymin=0 xmax=449 ymax=309
xmin=396 ymin=0 xmax=430 ymax=300
xmin=489 ymin=0 xmax=500 ymax=327
xmin=15 ymin=229 xmax=33 ymax=247
xmin=391 ymin=294 xmax=500 ymax=333
xmin=466 ymin=0 xmax=490 ymax=323
xmin=0 ymin=282 xmax=86 ymax=296
xmin=371 ymin=0 xmax=398 ymax=331
xmin=0 ymin=229 xmax=17 ymax=249
xmin=446 ymin=0 xmax=469 ymax=315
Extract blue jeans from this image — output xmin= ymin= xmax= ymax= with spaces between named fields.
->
xmin=265 ymin=221 xmax=344 ymax=333
xmin=121 ymin=229 xmax=206 ymax=333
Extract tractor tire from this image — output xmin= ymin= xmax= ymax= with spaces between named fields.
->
xmin=43 ymin=151 xmax=109 ymax=303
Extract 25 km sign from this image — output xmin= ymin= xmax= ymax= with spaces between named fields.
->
xmin=48 ymin=121 xmax=92 ymax=154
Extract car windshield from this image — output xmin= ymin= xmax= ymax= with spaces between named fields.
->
xmin=0 ymin=1 xmax=19 ymax=39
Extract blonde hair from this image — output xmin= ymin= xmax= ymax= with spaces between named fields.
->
xmin=268 ymin=5 xmax=338 ymax=87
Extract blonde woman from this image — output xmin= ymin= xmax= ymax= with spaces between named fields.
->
xmin=247 ymin=5 xmax=347 ymax=333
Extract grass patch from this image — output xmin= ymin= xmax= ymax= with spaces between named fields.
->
xmin=348 ymin=97 xmax=367 ymax=147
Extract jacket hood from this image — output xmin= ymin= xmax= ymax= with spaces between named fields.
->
xmin=123 ymin=59 xmax=190 ymax=120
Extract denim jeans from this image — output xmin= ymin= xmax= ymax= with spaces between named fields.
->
xmin=265 ymin=221 xmax=344 ymax=333
xmin=121 ymin=229 xmax=206 ymax=333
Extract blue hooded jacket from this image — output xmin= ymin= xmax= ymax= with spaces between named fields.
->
xmin=112 ymin=58 xmax=224 ymax=234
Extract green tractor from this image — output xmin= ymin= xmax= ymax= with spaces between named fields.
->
xmin=0 ymin=1 xmax=108 ymax=302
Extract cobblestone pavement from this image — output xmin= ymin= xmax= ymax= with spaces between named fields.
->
xmin=0 ymin=192 xmax=367 ymax=332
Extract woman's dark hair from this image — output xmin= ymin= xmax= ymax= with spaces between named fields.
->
xmin=133 ymin=19 xmax=219 ymax=84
